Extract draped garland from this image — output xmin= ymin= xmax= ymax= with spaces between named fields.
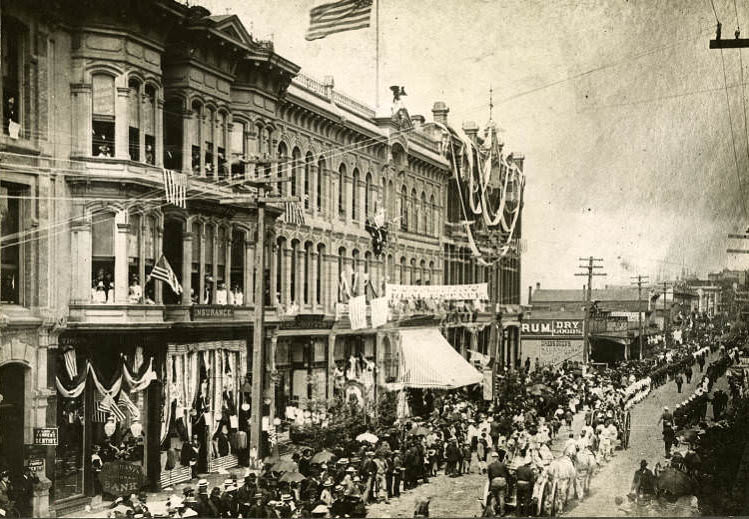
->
xmin=55 ymin=352 xmax=158 ymax=401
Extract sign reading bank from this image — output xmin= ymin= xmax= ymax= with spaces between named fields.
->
xmin=521 ymin=319 xmax=583 ymax=338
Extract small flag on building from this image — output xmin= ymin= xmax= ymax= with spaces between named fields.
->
xmin=282 ymin=200 xmax=306 ymax=225
xmin=162 ymin=169 xmax=188 ymax=208
xmin=349 ymin=294 xmax=367 ymax=330
xmin=146 ymin=254 xmax=183 ymax=295
xmin=305 ymin=0 xmax=373 ymax=41
xmin=92 ymin=392 xmax=108 ymax=423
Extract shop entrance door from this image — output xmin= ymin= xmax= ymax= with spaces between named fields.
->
xmin=0 ymin=363 xmax=26 ymax=477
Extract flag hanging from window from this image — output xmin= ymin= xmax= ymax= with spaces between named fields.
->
xmin=63 ymin=347 xmax=78 ymax=381
xmin=162 ymin=169 xmax=188 ymax=208
xmin=305 ymin=0 xmax=373 ymax=41
xmin=282 ymin=200 xmax=306 ymax=225
xmin=146 ymin=254 xmax=183 ymax=295
xmin=118 ymin=391 xmax=141 ymax=420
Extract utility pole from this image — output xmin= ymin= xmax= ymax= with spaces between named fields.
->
xmin=662 ymin=281 xmax=670 ymax=342
xmin=221 ymin=167 xmax=295 ymax=462
xmin=575 ymin=257 xmax=606 ymax=364
xmin=631 ymin=275 xmax=650 ymax=360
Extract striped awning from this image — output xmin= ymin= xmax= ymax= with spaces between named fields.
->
xmin=398 ymin=327 xmax=483 ymax=389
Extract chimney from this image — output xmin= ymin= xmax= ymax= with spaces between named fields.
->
xmin=462 ymin=121 xmax=479 ymax=142
xmin=432 ymin=101 xmax=449 ymax=125
xmin=528 ymin=285 xmax=533 ymax=305
xmin=535 ymin=282 xmax=540 ymax=291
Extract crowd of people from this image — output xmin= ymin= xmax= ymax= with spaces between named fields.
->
xmin=87 ymin=322 xmax=746 ymax=518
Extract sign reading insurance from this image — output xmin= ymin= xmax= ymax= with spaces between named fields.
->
xmin=521 ymin=319 xmax=583 ymax=337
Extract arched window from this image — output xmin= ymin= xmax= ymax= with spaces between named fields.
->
xmin=91 ymin=210 xmax=116 ymax=300
xmin=128 ymin=79 xmax=141 ymax=161
xmin=411 ymin=188 xmax=418 ymax=233
xmin=2 ymin=17 xmax=27 ymax=139
xmin=400 ymin=185 xmax=407 ymax=231
xmin=316 ymin=244 xmax=325 ymax=306
xmin=351 ymin=249 xmax=360 ymax=295
xmin=231 ymin=120 xmax=246 ymax=177
xmin=304 ymin=242 xmax=312 ymax=304
xmin=410 ymin=258 xmax=417 ymax=285
xmin=380 ymin=177 xmax=386 ymax=215
xmin=277 ymin=142 xmax=288 ymax=194
xmin=365 ymin=172 xmax=372 ymax=218
xmin=231 ymin=228 xmax=245 ymax=298
xmin=337 ymin=247 xmax=347 ymax=302
xmin=164 ymin=98 xmax=183 ymax=171
xmin=304 ymin=152 xmax=313 ymax=210
xmin=386 ymin=254 xmax=394 ymax=284
xmin=92 ymin=74 xmax=115 ymax=157
xmin=290 ymin=239 xmax=299 ymax=303
xmin=217 ymin=111 xmax=227 ymax=178
xmin=388 ymin=180 xmax=394 ymax=220
xmin=276 ymin=237 xmax=285 ymax=304
xmin=351 ymin=168 xmax=360 ymax=221
xmin=420 ymin=192 xmax=427 ymax=234
xmin=428 ymin=260 xmax=435 ymax=285
xmin=205 ymin=107 xmax=216 ymax=176
xmin=399 ymin=256 xmax=406 ymax=285
xmin=430 ymin=194 xmax=436 ymax=236
xmin=419 ymin=259 xmax=426 ymax=286
xmin=191 ymin=101 xmax=203 ymax=174
xmin=143 ymin=85 xmax=156 ymax=165
xmin=338 ymin=163 xmax=346 ymax=218
xmin=291 ymin=147 xmax=301 ymax=197
xmin=316 ymin=157 xmax=325 ymax=213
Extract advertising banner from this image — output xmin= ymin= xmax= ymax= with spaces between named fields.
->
xmin=386 ymin=283 xmax=488 ymax=302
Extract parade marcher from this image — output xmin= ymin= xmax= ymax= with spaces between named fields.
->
xmin=675 ymin=373 xmax=683 ymax=393
xmin=487 ymin=451 xmax=509 ymax=516
xmin=515 ymin=458 xmax=536 ymax=517
xmin=663 ymin=424 xmax=676 ymax=458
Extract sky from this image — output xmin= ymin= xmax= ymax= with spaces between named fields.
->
xmin=198 ymin=0 xmax=749 ymax=300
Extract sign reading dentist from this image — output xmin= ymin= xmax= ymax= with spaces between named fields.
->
xmin=521 ymin=319 xmax=583 ymax=338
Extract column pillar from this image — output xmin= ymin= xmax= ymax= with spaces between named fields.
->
xmin=211 ymin=223 xmax=218 ymax=299
xmin=310 ymin=165 xmax=318 ymax=218
xmin=212 ymin=118 xmax=220 ymax=181
xmin=225 ymin=229 xmax=232 ymax=296
xmin=182 ymin=231 xmax=193 ymax=305
xmin=71 ymin=83 xmax=92 ymax=156
xmin=70 ymin=218 xmax=92 ymax=304
xmin=296 ymin=248 xmax=305 ymax=305
xmin=114 ymin=214 xmax=129 ymax=303
xmin=155 ymin=223 xmax=164 ymax=303
xmin=225 ymin=119 xmax=234 ymax=180
xmin=269 ymin=241 xmax=278 ymax=306
xmin=198 ymin=223 xmax=206 ymax=303
xmin=199 ymin=111 xmax=206 ymax=177
xmin=245 ymin=240 xmax=255 ymax=306
xmin=182 ymin=111 xmax=192 ymax=174
xmin=310 ymin=251 xmax=318 ymax=311
xmin=283 ymin=247 xmax=292 ymax=306
xmin=138 ymin=85 xmax=146 ymax=161
xmin=329 ymin=254 xmax=339 ymax=308
xmin=327 ymin=333 xmax=336 ymax=399
xmin=155 ymin=98 xmax=164 ymax=167
xmin=115 ymin=86 xmax=130 ymax=159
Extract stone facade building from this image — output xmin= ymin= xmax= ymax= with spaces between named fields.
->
xmin=0 ymin=1 xmax=524 ymax=515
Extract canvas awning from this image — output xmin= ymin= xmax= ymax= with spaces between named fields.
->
xmin=398 ymin=327 xmax=483 ymax=389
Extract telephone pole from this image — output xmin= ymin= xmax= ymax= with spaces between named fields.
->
xmin=575 ymin=257 xmax=606 ymax=364
xmin=631 ymin=275 xmax=650 ymax=360
xmin=222 ymin=165 xmax=295 ymax=461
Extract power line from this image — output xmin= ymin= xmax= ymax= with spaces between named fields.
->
xmin=574 ymin=256 xmax=607 ymax=365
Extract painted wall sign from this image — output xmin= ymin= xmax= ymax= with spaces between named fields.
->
xmin=520 ymin=319 xmax=583 ymax=337
xmin=191 ymin=305 xmax=235 ymax=320
xmin=33 ymin=428 xmax=58 ymax=445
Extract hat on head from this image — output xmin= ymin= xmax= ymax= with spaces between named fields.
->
xmin=323 ymin=478 xmax=334 ymax=487
xmin=281 ymin=493 xmax=293 ymax=501
xmin=245 ymin=473 xmax=257 ymax=482
xmin=346 ymin=466 xmax=356 ymax=473
xmin=224 ymin=479 xmax=234 ymax=487
xmin=254 ymin=492 xmax=264 ymax=499
xmin=338 ymin=458 xmax=349 ymax=465
xmin=490 ymin=451 xmax=499 ymax=457
xmin=353 ymin=475 xmax=361 ymax=482
xmin=640 ymin=460 xmax=648 ymax=468
xmin=182 ymin=486 xmax=194 ymax=496
xmin=312 ymin=504 xmax=329 ymax=515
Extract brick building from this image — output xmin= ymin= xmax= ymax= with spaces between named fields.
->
xmin=0 ymin=1 xmax=524 ymax=515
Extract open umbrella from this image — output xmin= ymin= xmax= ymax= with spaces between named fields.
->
xmin=279 ymin=471 xmax=307 ymax=483
xmin=656 ymin=467 xmax=693 ymax=497
xmin=528 ymin=383 xmax=551 ymax=396
xmin=409 ymin=425 xmax=431 ymax=437
xmin=356 ymin=432 xmax=379 ymax=443
xmin=311 ymin=449 xmax=336 ymax=464
xmin=272 ymin=459 xmax=298 ymax=473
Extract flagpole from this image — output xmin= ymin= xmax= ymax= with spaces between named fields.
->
xmin=375 ymin=0 xmax=380 ymax=110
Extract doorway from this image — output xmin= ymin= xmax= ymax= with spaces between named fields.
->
xmin=0 ymin=363 xmax=26 ymax=477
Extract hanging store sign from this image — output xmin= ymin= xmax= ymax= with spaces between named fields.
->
xmin=386 ymin=283 xmax=488 ymax=302
xmin=191 ymin=305 xmax=235 ymax=320
xmin=33 ymin=428 xmax=58 ymax=446
xmin=282 ymin=314 xmax=335 ymax=330
xmin=520 ymin=319 xmax=583 ymax=337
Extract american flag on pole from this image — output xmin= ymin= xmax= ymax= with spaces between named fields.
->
xmin=305 ymin=0 xmax=373 ymax=41
xmin=349 ymin=294 xmax=367 ymax=330
xmin=282 ymin=200 xmax=306 ymax=225
xmin=92 ymin=392 xmax=108 ymax=423
xmin=98 ymin=393 xmax=127 ymax=422
xmin=162 ymin=169 xmax=188 ymax=208
xmin=146 ymin=254 xmax=183 ymax=295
